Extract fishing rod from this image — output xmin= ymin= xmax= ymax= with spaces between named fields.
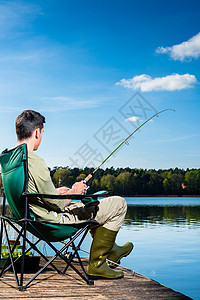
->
xmin=83 ymin=108 xmax=175 ymax=184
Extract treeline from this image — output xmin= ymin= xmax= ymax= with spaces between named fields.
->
xmin=50 ymin=167 xmax=200 ymax=196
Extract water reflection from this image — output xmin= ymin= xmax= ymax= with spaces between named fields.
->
xmin=125 ymin=204 xmax=200 ymax=228
xmin=120 ymin=198 xmax=200 ymax=300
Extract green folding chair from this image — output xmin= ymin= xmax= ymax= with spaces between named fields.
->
xmin=0 ymin=144 xmax=100 ymax=290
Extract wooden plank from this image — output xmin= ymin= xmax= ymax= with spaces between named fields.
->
xmin=0 ymin=258 xmax=192 ymax=299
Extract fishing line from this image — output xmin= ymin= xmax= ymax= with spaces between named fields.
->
xmin=83 ymin=108 xmax=175 ymax=185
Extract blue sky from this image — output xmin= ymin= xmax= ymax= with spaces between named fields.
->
xmin=0 ymin=0 xmax=200 ymax=170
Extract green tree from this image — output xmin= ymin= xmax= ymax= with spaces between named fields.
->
xmin=163 ymin=178 xmax=171 ymax=194
xmin=129 ymin=173 xmax=139 ymax=195
xmin=116 ymin=172 xmax=131 ymax=195
xmin=76 ymin=173 xmax=86 ymax=181
xmin=90 ymin=178 xmax=100 ymax=193
xmin=147 ymin=173 xmax=163 ymax=195
xmin=53 ymin=168 xmax=73 ymax=187
xmin=185 ymin=170 xmax=200 ymax=194
xmin=48 ymin=166 xmax=200 ymax=196
xmin=170 ymin=174 xmax=184 ymax=194
xmin=100 ymin=174 xmax=116 ymax=194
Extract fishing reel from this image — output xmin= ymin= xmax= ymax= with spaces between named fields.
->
xmin=83 ymin=183 xmax=90 ymax=194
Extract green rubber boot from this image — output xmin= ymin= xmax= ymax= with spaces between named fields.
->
xmin=87 ymin=226 xmax=124 ymax=279
xmin=107 ymin=242 xmax=134 ymax=266
xmin=90 ymin=227 xmax=133 ymax=265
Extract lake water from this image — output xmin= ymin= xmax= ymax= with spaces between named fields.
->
xmin=74 ymin=197 xmax=200 ymax=300
xmin=121 ymin=197 xmax=200 ymax=300
xmin=1 ymin=197 xmax=200 ymax=299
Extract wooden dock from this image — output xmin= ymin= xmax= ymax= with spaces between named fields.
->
xmin=0 ymin=258 xmax=192 ymax=300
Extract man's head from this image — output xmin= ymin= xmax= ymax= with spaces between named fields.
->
xmin=16 ymin=110 xmax=46 ymax=150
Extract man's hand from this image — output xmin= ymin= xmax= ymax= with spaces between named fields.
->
xmin=57 ymin=182 xmax=86 ymax=196
xmin=56 ymin=187 xmax=72 ymax=206
xmin=71 ymin=181 xmax=87 ymax=195
xmin=56 ymin=187 xmax=70 ymax=195
xmin=57 ymin=181 xmax=87 ymax=207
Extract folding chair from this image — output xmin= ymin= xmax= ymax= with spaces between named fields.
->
xmin=0 ymin=144 xmax=100 ymax=291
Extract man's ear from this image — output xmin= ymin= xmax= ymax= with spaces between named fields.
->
xmin=35 ymin=128 xmax=40 ymax=139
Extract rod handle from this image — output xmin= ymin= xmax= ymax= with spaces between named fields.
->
xmin=83 ymin=174 xmax=93 ymax=183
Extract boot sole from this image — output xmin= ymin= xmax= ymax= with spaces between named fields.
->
xmin=88 ymin=274 xmax=124 ymax=280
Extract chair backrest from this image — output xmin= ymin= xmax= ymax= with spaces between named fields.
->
xmin=0 ymin=144 xmax=94 ymax=242
xmin=0 ymin=144 xmax=28 ymax=220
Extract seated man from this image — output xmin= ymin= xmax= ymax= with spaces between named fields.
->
xmin=15 ymin=110 xmax=133 ymax=279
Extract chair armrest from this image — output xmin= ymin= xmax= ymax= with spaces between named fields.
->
xmin=93 ymin=190 xmax=109 ymax=197
xmin=22 ymin=192 xmax=111 ymax=207
xmin=22 ymin=192 xmax=98 ymax=200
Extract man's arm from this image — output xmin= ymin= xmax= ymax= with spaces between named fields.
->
xmin=57 ymin=181 xmax=86 ymax=207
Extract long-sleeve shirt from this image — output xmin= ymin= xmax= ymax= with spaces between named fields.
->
xmin=28 ymin=151 xmax=65 ymax=223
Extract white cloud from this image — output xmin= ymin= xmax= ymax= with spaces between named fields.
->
xmin=116 ymin=73 xmax=197 ymax=92
xmin=125 ymin=116 xmax=139 ymax=122
xmin=0 ymin=50 xmax=55 ymax=63
xmin=156 ymin=32 xmax=200 ymax=61
xmin=0 ymin=106 xmax=23 ymax=113
xmin=149 ymin=134 xmax=200 ymax=143
xmin=38 ymin=96 xmax=99 ymax=112
xmin=0 ymin=1 xmax=42 ymax=38
xmin=43 ymin=96 xmax=75 ymax=102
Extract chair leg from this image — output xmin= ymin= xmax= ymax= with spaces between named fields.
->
xmin=28 ymin=222 xmax=94 ymax=285
xmin=0 ymin=194 xmax=6 ymax=266
xmin=1 ymin=220 xmax=95 ymax=289
xmin=19 ymin=220 xmax=27 ymax=290
xmin=5 ymin=218 xmax=62 ymax=275
xmin=67 ymin=241 xmax=89 ymax=279
xmin=1 ymin=228 xmax=23 ymax=275
xmin=0 ymin=218 xmax=3 ymax=267
xmin=3 ymin=220 xmax=20 ymax=288
xmin=63 ymin=224 xmax=89 ymax=273
xmin=63 ymin=230 xmax=88 ymax=273
xmin=61 ymin=227 xmax=93 ymax=284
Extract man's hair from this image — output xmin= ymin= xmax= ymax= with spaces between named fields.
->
xmin=16 ymin=110 xmax=46 ymax=141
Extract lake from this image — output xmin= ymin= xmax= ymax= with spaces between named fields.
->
xmin=1 ymin=197 xmax=200 ymax=299
xmin=73 ymin=197 xmax=200 ymax=300
xmin=121 ymin=197 xmax=200 ymax=300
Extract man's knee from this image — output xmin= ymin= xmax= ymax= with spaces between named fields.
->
xmin=109 ymin=196 xmax=127 ymax=213
xmin=97 ymin=195 xmax=127 ymax=217
xmin=113 ymin=195 xmax=126 ymax=205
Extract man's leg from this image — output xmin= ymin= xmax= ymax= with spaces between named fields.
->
xmin=93 ymin=196 xmax=127 ymax=231
xmin=60 ymin=196 xmax=133 ymax=278
xmin=60 ymin=196 xmax=127 ymax=230
xmin=89 ymin=196 xmax=133 ymax=268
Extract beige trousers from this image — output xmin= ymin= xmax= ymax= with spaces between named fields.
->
xmin=60 ymin=196 xmax=127 ymax=232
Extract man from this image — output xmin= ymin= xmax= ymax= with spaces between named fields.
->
xmin=15 ymin=110 xmax=133 ymax=279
